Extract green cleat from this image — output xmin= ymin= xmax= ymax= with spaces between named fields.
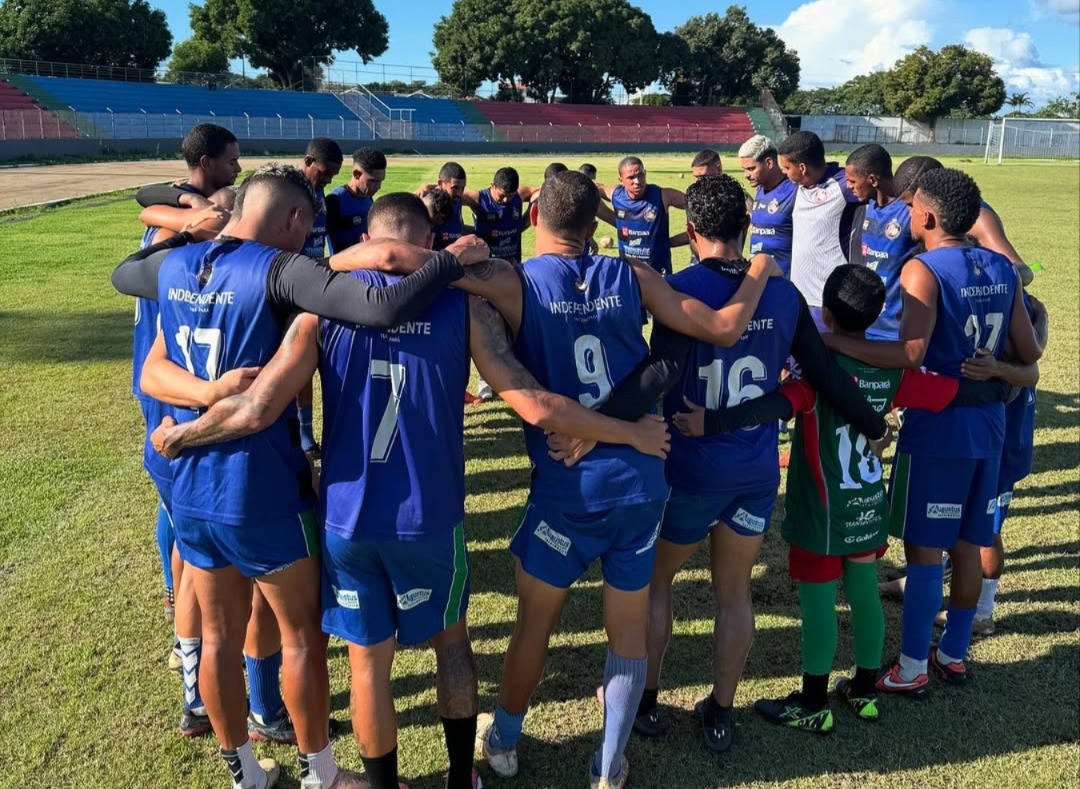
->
xmin=753 ymin=692 xmax=834 ymax=734
xmin=834 ymin=678 xmax=880 ymax=722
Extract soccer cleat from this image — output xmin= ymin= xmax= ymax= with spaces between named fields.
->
xmin=164 ymin=595 xmax=175 ymax=623
xmin=464 ymin=391 xmax=483 ymax=405
xmin=257 ymin=758 xmax=281 ymax=789
xmin=477 ymin=382 xmax=495 ymax=402
xmin=475 ymin=712 xmax=518 ymax=778
xmin=878 ymin=575 xmax=907 ymax=600
xmin=168 ymin=638 xmax=183 ymax=672
xmin=875 ymin=661 xmax=930 ymax=699
xmin=933 ymin=610 xmax=997 ymax=637
xmin=929 ymin=648 xmax=968 ymax=685
xmin=589 ymin=755 xmax=629 ymax=789
xmin=833 ymin=678 xmax=880 ymax=722
xmin=693 ymin=696 xmax=735 ymax=754
xmin=443 ymin=769 xmax=482 ymax=789
xmin=595 ymin=685 xmax=665 ymax=738
xmin=179 ymin=706 xmax=212 ymax=737
xmin=753 ymin=692 xmax=834 ymax=734
xmin=248 ymin=708 xmax=297 ymax=745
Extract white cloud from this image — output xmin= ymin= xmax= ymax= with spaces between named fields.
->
xmin=963 ymin=27 xmax=1080 ymax=105
xmin=773 ymin=0 xmax=935 ymax=87
xmin=1030 ymin=0 xmax=1080 ymax=26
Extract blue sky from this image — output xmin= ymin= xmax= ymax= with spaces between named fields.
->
xmin=155 ymin=0 xmax=1080 ymax=104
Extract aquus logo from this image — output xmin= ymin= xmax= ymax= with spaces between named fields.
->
xmin=986 ymin=498 xmax=999 ymax=515
xmin=636 ymin=524 xmax=660 ymax=555
xmin=535 ymin=521 xmax=572 ymax=556
xmin=926 ymin=503 xmax=962 ymax=520
xmin=333 ymin=587 xmax=360 ymax=610
xmin=731 ymin=508 xmax=766 ymax=534
xmin=397 ymin=588 xmax=433 ymax=611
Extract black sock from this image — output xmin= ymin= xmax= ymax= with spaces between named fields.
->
xmin=801 ymin=673 xmax=829 ymax=710
xmin=851 ymin=666 xmax=879 ymax=696
xmin=705 ymin=693 xmax=732 ymax=722
xmin=442 ymin=716 xmax=477 ymax=789
xmin=638 ymin=687 xmax=659 ymax=716
xmin=361 ymin=747 xmax=399 ymax=789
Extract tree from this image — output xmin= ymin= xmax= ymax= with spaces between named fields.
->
xmin=835 ymin=72 xmax=887 ymax=115
xmin=0 ymin=0 xmax=172 ymax=69
xmin=1034 ymin=93 xmax=1080 ymax=118
xmin=431 ymin=0 xmax=517 ymax=99
xmin=884 ymin=45 xmax=1005 ymax=126
xmin=783 ymin=87 xmax=840 ymax=115
xmin=1005 ymin=91 xmax=1033 ymax=115
xmin=191 ymin=0 xmax=389 ymax=90
xmin=664 ymin=6 xmax=800 ymax=106
xmin=164 ymin=38 xmax=229 ymax=81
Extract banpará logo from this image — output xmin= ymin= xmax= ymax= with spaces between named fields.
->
xmin=333 ymin=587 xmax=360 ymax=610
xmin=731 ymin=508 xmax=766 ymax=533
xmin=926 ymin=503 xmax=962 ymax=519
xmin=397 ymin=588 xmax=433 ymax=611
xmin=535 ymin=521 xmax=572 ymax=556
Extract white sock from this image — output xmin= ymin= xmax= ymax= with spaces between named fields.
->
xmin=937 ymin=647 xmax=962 ymax=666
xmin=300 ymin=742 xmax=339 ymax=789
xmin=898 ymin=653 xmax=927 ymax=682
xmin=976 ymin=578 xmax=999 ymax=620
xmin=223 ymin=740 xmax=267 ymax=789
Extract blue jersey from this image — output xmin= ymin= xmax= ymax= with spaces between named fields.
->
xmin=613 ymin=184 xmax=671 ymax=274
xmin=663 ymin=261 xmax=799 ymax=494
xmin=862 ymin=198 xmax=916 ymax=341
xmin=1000 ymin=294 xmax=1037 ymax=489
xmin=898 ymin=246 xmax=1017 ymax=459
xmin=327 ymin=186 xmax=373 ymax=254
xmin=474 ymin=189 xmax=523 ymax=262
xmin=514 ymin=253 xmax=668 ymax=512
xmin=158 ymin=239 xmax=313 ymax=526
xmin=749 ymin=178 xmax=796 ymax=276
xmin=303 ymin=187 xmax=327 ymax=259
xmin=433 ymin=202 xmax=466 ymax=251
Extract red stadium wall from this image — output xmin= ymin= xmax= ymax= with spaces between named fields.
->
xmin=0 ymin=78 xmax=80 ymax=139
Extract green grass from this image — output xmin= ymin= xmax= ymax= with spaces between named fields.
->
xmin=0 ymin=155 xmax=1077 ymax=789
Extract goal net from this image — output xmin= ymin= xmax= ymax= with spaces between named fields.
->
xmin=985 ymin=117 xmax=1080 ymax=163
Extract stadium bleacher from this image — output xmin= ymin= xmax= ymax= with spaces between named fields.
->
xmin=0 ymin=77 xmax=80 ymax=139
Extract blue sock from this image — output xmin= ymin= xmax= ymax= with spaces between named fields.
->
xmin=900 ymin=562 xmax=944 ymax=662
xmin=592 ymin=650 xmax=647 ymax=779
xmin=155 ymin=501 xmax=174 ymax=592
xmin=246 ymin=651 xmax=284 ymax=722
xmin=179 ymin=636 xmax=203 ymax=712
xmin=491 ymin=702 xmax=526 ymax=749
xmin=298 ymin=405 xmax=316 ymax=452
xmin=939 ymin=606 xmax=977 ymax=663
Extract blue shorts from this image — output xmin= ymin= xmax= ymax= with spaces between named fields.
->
xmin=138 ymin=396 xmax=174 ymax=501
xmin=172 ymin=509 xmax=320 ymax=578
xmin=510 ymin=497 xmax=668 ymax=592
xmin=660 ymin=485 xmax=778 ymax=544
xmin=888 ymin=453 xmax=1000 ymax=549
xmin=994 ymin=487 xmax=1015 ymax=536
xmin=321 ymin=525 xmax=470 ymax=647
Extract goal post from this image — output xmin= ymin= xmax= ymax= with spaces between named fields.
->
xmin=985 ymin=116 xmax=1080 ymax=163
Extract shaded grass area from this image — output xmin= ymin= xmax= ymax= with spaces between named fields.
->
xmin=0 ymin=156 xmax=1076 ymax=789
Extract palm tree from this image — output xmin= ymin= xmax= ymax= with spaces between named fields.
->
xmin=1006 ymin=92 xmax=1033 ymax=115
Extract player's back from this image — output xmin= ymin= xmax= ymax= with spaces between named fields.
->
xmin=749 ymin=179 xmax=796 ymax=276
xmin=899 ymin=245 xmax=1017 ymax=459
xmin=791 ymin=164 xmax=858 ymax=306
xmin=612 ymin=184 xmax=670 ymax=273
xmin=327 ymin=186 xmax=372 ymax=253
xmin=318 ymin=272 xmax=468 ymax=541
xmin=663 ymin=260 xmax=799 ymax=494
xmin=158 ymin=239 xmax=312 ymax=526
xmin=515 ymin=252 xmax=667 ymax=512
xmin=860 ymin=198 xmax=915 ymax=340
xmin=474 ymin=189 xmax=522 ymax=262
xmin=1000 ymin=292 xmax=1038 ymax=491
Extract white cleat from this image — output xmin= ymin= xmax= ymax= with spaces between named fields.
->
xmin=475 ymin=712 xmax=518 ymax=778
xmin=589 ymin=756 xmax=629 ymax=789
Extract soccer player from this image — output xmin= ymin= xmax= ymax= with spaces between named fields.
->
xmin=544 ymin=162 xmax=569 ymax=180
xmin=326 ymin=147 xmax=386 ymax=254
xmin=739 ymin=135 xmax=796 ymax=277
xmin=299 ymin=137 xmax=344 ymax=259
xmin=135 ymin=123 xmax=242 ymax=213
xmin=691 ymin=149 xmax=722 ymax=178
xmin=599 ymin=156 xmax=687 ymax=275
xmin=778 ymin=131 xmax=862 ymax=328
xmin=822 ymin=168 xmax=1042 ymax=696
xmin=579 ymin=163 xmax=598 ymax=181
xmin=623 ymin=176 xmax=888 ymax=754
xmin=424 ymin=161 xmax=473 ymax=251
xmin=460 ymin=166 xmax=540 ymax=265
xmin=112 ymin=163 xmax=484 ymax=789
xmin=149 ymin=192 xmax=671 ymax=789
xmin=844 ymin=144 xmax=916 ymax=341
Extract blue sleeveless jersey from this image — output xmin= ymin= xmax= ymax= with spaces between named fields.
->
xmin=514 ymin=253 xmax=667 ymax=511
xmin=663 ymin=262 xmax=799 ymax=493
xmin=1000 ymin=294 xmax=1037 ymax=488
xmin=749 ymin=178 xmax=797 ymax=276
xmin=327 ymin=186 xmax=373 ymax=254
xmin=433 ymin=202 xmax=466 ymax=251
xmin=158 ymin=239 xmax=313 ymax=525
xmin=134 ymin=225 xmax=174 ymax=488
xmin=474 ymin=189 xmax=523 ymax=262
xmin=862 ymin=198 xmax=916 ymax=340
xmin=898 ymin=246 xmax=1017 ymax=459
xmin=303 ymin=187 xmax=327 ymax=259
xmin=318 ymin=274 xmax=468 ymax=541
xmin=613 ymin=184 xmax=671 ymax=274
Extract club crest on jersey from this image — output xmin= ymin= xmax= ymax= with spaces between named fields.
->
xmin=885 ymin=219 xmax=902 ymax=240
xmin=812 ymin=188 xmax=828 ymax=204
xmin=513 ymin=207 xmax=521 ymax=219
xmin=643 ymin=207 xmax=658 ymax=222
xmin=767 ymin=198 xmax=780 ymax=214
xmin=397 ymin=588 xmax=433 ymax=610
xmin=574 ymin=278 xmax=588 ymax=293
xmin=972 ymin=261 xmax=983 ymax=278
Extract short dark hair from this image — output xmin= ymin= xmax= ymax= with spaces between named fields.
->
xmin=493 ymin=166 xmax=519 ymax=192
xmin=439 ymin=161 xmax=466 ymax=182
xmin=367 ymin=192 xmax=431 ymax=241
xmin=423 ymin=187 xmax=455 ymax=226
xmin=537 ymin=171 xmax=600 ymax=236
xmin=618 ymin=155 xmax=644 ymax=174
xmin=685 ymin=174 xmax=749 ymax=243
xmin=823 ymin=264 xmax=886 ymax=332
xmin=181 ymin=123 xmax=237 ymax=169
xmin=544 ymin=162 xmax=568 ymax=181
xmin=916 ymin=168 xmax=982 ymax=235
xmin=234 ymin=163 xmax=315 ymax=218
xmin=894 ymin=155 xmax=943 ymax=198
xmin=777 ymin=131 xmax=825 ymax=168
xmin=353 ymin=146 xmax=387 ymax=172
xmin=846 ymin=144 xmax=892 ymax=178
xmin=209 ymin=185 xmax=238 ymax=211
xmin=691 ymin=149 xmax=720 ymax=168
xmin=305 ymin=137 xmax=343 ymax=165
xmin=578 ymin=163 xmax=597 ymax=179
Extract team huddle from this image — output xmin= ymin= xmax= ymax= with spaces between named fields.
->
xmin=111 ymin=124 xmax=1046 ymax=789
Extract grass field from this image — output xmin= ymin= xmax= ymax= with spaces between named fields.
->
xmin=0 ymin=154 xmax=1077 ymax=789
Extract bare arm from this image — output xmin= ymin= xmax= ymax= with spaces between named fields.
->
xmin=152 ymin=315 xmax=320 ymax=458
xmin=1005 ymin=281 xmax=1043 ymax=365
xmin=662 ymin=187 xmax=686 ymax=211
xmin=517 ymin=184 xmax=542 ymax=202
xmin=453 ymin=258 xmax=525 ymax=334
xmin=971 ymin=207 xmax=1034 ymax=286
xmin=669 ymin=231 xmax=689 ymax=248
xmin=595 ymin=200 xmax=616 ymax=227
xmin=961 ymin=353 xmax=1039 ymax=388
xmin=140 ymin=205 xmax=193 ymax=233
xmin=140 ymin=332 xmax=261 ymax=408
xmin=328 ymin=237 xmax=438 ymax=275
xmin=598 ymin=183 xmax=617 ymax=201
xmin=460 ymin=189 xmax=482 ymax=210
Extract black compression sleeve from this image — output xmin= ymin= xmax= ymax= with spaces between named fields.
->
xmin=111 ymin=232 xmax=195 ymax=299
xmin=848 ymin=204 xmax=867 ymax=264
xmin=953 ymin=378 xmax=1012 ymax=407
xmin=597 ymin=322 xmax=692 ymax=421
xmin=135 ymin=184 xmax=191 ymax=208
xmin=789 ymin=294 xmax=888 ymax=440
xmin=267 ymin=249 xmax=465 ymax=329
xmin=703 ymin=391 xmax=795 ymax=436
